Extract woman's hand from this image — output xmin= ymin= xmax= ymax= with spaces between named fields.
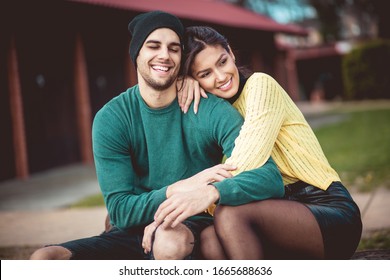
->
xmin=177 ymin=76 xmax=207 ymax=114
xmin=167 ymin=163 xmax=236 ymax=197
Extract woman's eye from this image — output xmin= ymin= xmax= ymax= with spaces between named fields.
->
xmin=200 ymin=72 xmax=210 ymax=78
xmin=220 ymin=58 xmax=227 ymax=65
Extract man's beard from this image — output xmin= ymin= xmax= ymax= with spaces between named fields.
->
xmin=142 ymin=74 xmax=177 ymax=91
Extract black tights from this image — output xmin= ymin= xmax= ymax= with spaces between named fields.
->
xmin=201 ymin=199 xmax=324 ymax=260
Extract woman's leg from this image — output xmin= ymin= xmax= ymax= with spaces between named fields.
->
xmin=213 ymin=199 xmax=324 ymax=259
xmin=200 ymin=225 xmax=227 ymax=259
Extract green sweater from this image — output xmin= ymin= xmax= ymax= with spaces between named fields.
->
xmin=92 ymin=85 xmax=284 ymax=229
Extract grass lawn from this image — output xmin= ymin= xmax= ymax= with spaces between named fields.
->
xmin=358 ymin=229 xmax=390 ymax=251
xmin=314 ymin=105 xmax=390 ymax=251
xmin=314 ymin=107 xmax=390 ymax=192
xmin=70 ymin=192 xmax=105 ymax=208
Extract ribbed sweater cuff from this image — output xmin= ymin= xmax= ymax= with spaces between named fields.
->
xmin=153 ymin=185 xmax=169 ymax=202
xmin=213 ymin=179 xmax=237 ymax=205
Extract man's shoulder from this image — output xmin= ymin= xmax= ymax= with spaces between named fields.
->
xmin=196 ymin=94 xmax=230 ymax=112
xmin=108 ymin=85 xmax=140 ymax=106
xmin=190 ymin=94 xmax=243 ymax=125
xmin=94 ymin=85 xmax=141 ymax=125
xmin=98 ymin=85 xmax=140 ymax=113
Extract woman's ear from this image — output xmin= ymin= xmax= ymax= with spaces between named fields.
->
xmin=227 ymin=45 xmax=236 ymax=63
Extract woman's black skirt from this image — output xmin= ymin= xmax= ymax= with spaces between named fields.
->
xmin=284 ymin=181 xmax=362 ymax=259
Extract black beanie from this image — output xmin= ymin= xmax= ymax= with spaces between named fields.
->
xmin=128 ymin=10 xmax=184 ymax=65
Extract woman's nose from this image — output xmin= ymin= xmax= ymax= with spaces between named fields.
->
xmin=215 ymin=70 xmax=226 ymax=81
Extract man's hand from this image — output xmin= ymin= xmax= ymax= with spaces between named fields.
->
xmin=155 ymin=183 xmax=220 ymax=229
xmin=104 ymin=213 xmax=113 ymax=233
xmin=142 ymin=221 xmax=158 ymax=254
xmin=167 ymin=163 xmax=236 ymax=197
xmin=156 ymin=164 xmax=235 ymax=229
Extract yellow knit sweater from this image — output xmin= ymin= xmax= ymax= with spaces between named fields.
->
xmin=224 ymin=72 xmax=340 ymax=190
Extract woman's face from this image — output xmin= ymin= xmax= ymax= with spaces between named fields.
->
xmin=191 ymin=44 xmax=239 ymax=99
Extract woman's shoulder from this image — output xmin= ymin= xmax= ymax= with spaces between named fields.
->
xmin=241 ymin=72 xmax=280 ymax=97
xmin=246 ymin=72 xmax=278 ymax=84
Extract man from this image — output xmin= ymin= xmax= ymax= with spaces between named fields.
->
xmin=30 ymin=11 xmax=283 ymax=260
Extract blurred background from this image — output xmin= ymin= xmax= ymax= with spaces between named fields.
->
xmin=1 ymin=0 xmax=389 ymax=182
xmin=0 ymin=0 xmax=389 ymax=259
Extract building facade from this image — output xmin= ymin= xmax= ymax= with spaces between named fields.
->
xmin=1 ymin=0 xmax=306 ymax=181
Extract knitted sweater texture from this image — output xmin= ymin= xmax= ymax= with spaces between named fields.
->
xmin=225 ymin=73 xmax=340 ymax=190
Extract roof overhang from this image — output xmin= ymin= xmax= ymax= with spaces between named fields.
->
xmin=68 ymin=0 xmax=308 ymax=36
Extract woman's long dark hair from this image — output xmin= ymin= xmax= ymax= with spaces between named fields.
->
xmin=182 ymin=26 xmax=230 ymax=77
xmin=182 ymin=26 xmax=252 ymax=79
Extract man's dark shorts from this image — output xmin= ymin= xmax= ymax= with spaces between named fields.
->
xmin=52 ymin=218 xmax=213 ymax=260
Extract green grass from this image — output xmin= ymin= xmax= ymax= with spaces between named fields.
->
xmin=70 ymin=193 xmax=104 ymax=208
xmin=358 ymin=229 xmax=390 ymax=251
xmin=314 ymin=108 xmax=390 ymax=192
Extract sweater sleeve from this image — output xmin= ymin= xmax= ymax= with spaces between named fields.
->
xmin=208 ymin=96 xmax=284 ymax=206
xmin=92 ymin=105 xmax=166 ymax=230
xmin=214 ymin=157 xmax=284 ymax=205
xmin=225 ymin=73 xmax=286 ymax=174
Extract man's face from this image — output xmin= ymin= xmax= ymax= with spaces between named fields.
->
xmin=136 ymin=28 xmax=182 ymax=91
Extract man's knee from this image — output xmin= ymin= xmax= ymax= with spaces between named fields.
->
xmin=30 ymin=246 xmax=72 ymax=260
xmin=152 ymin=224 xmax=194 ymax=260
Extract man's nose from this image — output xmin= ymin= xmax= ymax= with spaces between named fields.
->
xmin=157 ymin=47 xmax=170 ymax=59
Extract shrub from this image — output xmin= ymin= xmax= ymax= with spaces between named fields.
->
xmin=342 ymin=40 xmax=390 ymax=100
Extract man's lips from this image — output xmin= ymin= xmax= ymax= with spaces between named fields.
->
xmin=152 ymin=65 xmax=170 ymax=72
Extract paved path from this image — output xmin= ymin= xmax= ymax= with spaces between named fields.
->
xmin=0 ymin=207 xmax=107 ymax=247
xmin=0 ymin=165 xmax=389 ymax=248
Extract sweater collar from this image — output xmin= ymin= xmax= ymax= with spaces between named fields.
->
xmin=226 ymin=73 xmax=247 ymax=105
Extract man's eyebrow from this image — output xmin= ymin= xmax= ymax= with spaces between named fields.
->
xmin=145 ymin=40 xmax=161 ymax=44
xmin=169 ymin=42 xmax=182 ymax=47
xmin=144 ymin=40 xmax=181 ymax=47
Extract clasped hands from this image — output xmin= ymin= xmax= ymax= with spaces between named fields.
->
xmin=142 ymin=163 xmax=236 ymax=253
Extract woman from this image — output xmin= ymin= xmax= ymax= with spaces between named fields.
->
xmin=179 ymin=26 xmax=362 ymax=259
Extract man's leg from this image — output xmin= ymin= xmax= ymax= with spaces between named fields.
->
xmin=152 ymin=223 xmax=194 ymax=260
xmin=152 ymin=219 xmax=212 ymax=260
xmin=30 ymin=246 xmax=71 ymax=260
xmin=30 ymin=226 xmax=147 ymax=260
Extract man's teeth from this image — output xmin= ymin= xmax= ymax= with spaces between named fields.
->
xmin=153 ymin=66 xmax=169 ymax=72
